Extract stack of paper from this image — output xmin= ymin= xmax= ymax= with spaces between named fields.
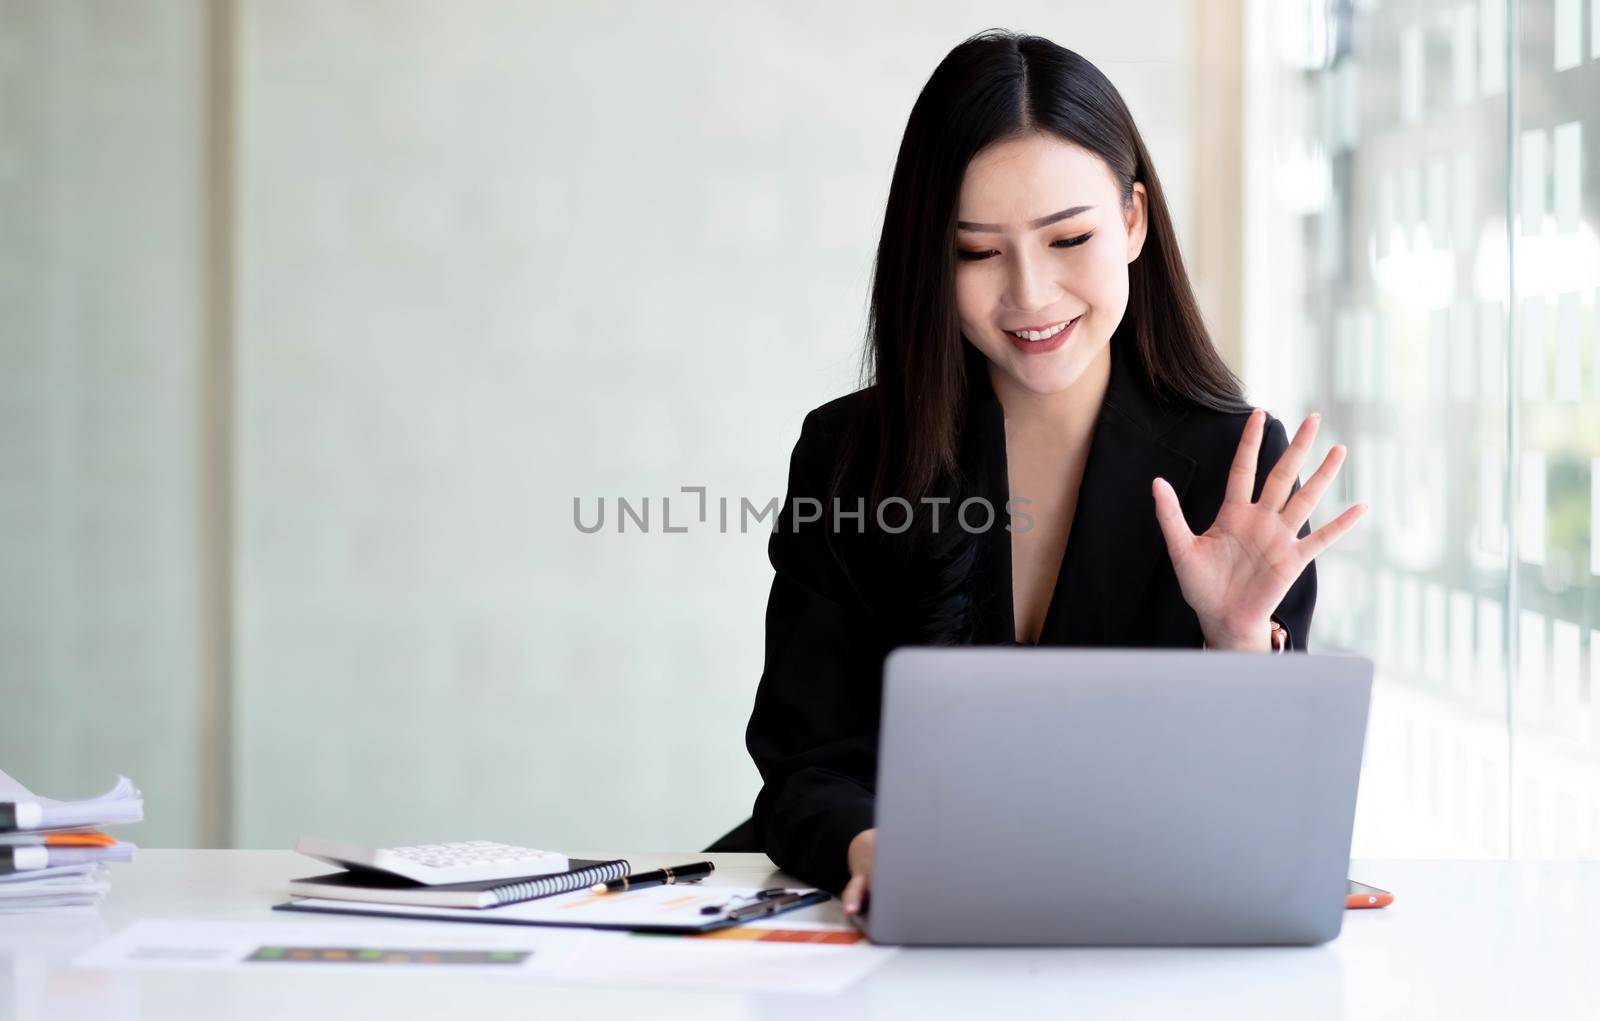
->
xmin=0 ymin=768 xmax=142 ymax=913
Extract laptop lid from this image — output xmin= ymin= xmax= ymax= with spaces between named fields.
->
xmin=867 ymin=647 xmax=1373 ymax=946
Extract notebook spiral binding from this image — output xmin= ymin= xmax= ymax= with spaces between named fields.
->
xmin=488 ymin=859 xmax=630 ymax=906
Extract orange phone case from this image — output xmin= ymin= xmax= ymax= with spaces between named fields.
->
xmin=1347 ymin=881 xmax=1393 ymax=909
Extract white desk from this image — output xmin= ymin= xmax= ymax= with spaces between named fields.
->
xmin=3 ymin=851 xmax=1595 ymax=1020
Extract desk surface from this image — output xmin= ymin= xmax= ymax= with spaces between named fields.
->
xmin=3 ymin=851 xmax=1595 ymax=1020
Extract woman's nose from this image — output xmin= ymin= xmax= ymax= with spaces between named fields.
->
xmin=1004 ymin=249 xmax=1057 ymax=316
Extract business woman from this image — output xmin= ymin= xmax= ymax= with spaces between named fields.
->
xmin=741 ymin=31 xmax=1366 ymax=912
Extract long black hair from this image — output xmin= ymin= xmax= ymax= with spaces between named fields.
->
xmin=832 ymin=29 xmax=1249 ymax=644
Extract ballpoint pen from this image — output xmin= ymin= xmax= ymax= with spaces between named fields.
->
xmin=590 ymin=860 xmax=714 ymax=893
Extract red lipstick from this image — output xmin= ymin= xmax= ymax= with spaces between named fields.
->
xmin=1004 ymin=315 xmax=1080 ymax=356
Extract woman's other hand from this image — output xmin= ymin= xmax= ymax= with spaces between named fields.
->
xmin=841 ymin=828 xmax=876 ymax=915
xmin=1151 ymin=409 xmax=1366 ymax=650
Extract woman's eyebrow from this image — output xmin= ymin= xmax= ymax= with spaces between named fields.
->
xmin=956 ymin=205 xmax=1094 ymax=233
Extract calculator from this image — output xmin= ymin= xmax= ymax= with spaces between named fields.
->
xmin=294 ymin=837 xmax=570 ymax=885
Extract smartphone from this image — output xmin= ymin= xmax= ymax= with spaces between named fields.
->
xmin=1347 ymin=879 xmax=1393 ymax=909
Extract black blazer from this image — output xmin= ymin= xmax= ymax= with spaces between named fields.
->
xmin=743 ymin=339 xmax=1316 ymax=894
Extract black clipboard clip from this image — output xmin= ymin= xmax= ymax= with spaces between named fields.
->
xmin=699 ymin=887 xmax=790 ymax=915
xmin=696 ymin=887 xmax=832 ymax=927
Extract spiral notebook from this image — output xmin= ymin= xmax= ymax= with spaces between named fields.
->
xmin=276 ymin=881 xmax=832 ymax=935
xmin=284 ymin=857 xmax=630 ymax=909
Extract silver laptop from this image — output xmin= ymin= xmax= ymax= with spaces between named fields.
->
xmin=863 ymin=647 xmax=1373 ymax=946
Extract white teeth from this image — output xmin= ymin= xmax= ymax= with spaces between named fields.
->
xmin=1008 ymin=318 xmax=1074 ymax=342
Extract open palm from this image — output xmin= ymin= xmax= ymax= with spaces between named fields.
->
xmin=1150 ymin=409 xmax=1367 ymax=648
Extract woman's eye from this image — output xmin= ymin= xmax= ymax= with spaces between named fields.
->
xmin=956 ymin=232 xmax=1094 ymax=262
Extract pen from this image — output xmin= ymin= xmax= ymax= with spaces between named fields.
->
xmin=590 ymin=860 xmax=714 ymax=893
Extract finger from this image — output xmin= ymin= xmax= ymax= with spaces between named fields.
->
xmin=1296 ymin=502 xmax=1368 ymax=560
xmin=1280 ymin=444 xmax=1347 ymax=532
xmin=1224 ymin=408 xmax=1265 ymax=505
xmin=1260 ymin=413 xmax=1321 ymax=511
xmin=842 ymin=874 xmax=868 ymax=915
xmin=1151 ymin=477 xmax=1194 ymax=563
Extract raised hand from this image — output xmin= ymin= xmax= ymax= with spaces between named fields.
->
xmin=1150 ymin=409 xmax=1366 ymax=650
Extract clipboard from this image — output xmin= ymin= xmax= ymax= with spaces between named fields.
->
xmin=273 ymin=884 xmax=832 ymax=935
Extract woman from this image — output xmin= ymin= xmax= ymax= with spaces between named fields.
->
xmin=741 ymin=31 xmax=1366 ymax=915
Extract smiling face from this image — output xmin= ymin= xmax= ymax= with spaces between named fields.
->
xmin=954 ymin=132 xmax=1148 ymax=399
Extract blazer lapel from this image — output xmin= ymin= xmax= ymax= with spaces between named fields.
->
xmin=964 ymin=358 xmax=1016 ymax=646
xmin=962 ymin=336 xmax=1199 ymax=647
